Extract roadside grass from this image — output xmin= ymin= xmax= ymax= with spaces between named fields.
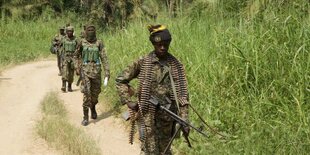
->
xmin=101 ymin=9 xmax=310 ymax=155
xmin=0 ymin=2 xmax=309 ymax=154
xmin=36 ymin=92 xmax=101 ymax=155
xmin=0 ymin=13 xmax=83 ymax=68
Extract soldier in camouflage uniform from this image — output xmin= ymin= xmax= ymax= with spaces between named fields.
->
xmin=74 ymin=25 xmax=110 ymax=126
xmin=51 ymin=26 xmax=66 ymax=76
xmin=116 ymin=25 xmax=190 ymax=155
xmin=60 ymin=26 xmax=78 ymax=92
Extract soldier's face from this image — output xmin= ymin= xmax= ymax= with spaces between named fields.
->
xmin=153 ymin=41 xmax=170 ymax=58
xmin=60 ymin=29 xmax=65 ymax=35
xmin=86 ymin=27 xmax=96 ymax=37
xmin=67 ymin=30 xmax=73 ymax=37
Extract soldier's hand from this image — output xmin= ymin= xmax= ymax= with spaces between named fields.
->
xmin=182 ymin=126 xmax=190 ymax=137
xmin=106 ymin=73 xmax=110 ymax=80
xmin=127 ymin=101 xmax=138 ymax=111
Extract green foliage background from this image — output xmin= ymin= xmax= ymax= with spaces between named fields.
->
xmin=1 ymin=0 xmax=310 ymax=154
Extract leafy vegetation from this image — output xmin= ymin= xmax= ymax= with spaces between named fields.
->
xmin=1 ymin=0 xmax=310 ymax=154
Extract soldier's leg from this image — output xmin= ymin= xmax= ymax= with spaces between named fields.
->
xmin=67 ymin=60 xmax=75 ymax=92
xmin=157 ymin=120 xmax=174 ymax=155
xmin=89 ymin=77 xmax=101 ymax=119
xmin=61 ymin=60 xmax=68 ymax=92
xmin=141 ymin=113 xmax=158 ymax=155
xmin=57 ymin=52 xmax=62 ymax=76
xmin=81 ymin=75 xmax=91 ymax=126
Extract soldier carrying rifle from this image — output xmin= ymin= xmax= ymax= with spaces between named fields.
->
xmin=50 ymin=26 xmax=66 ymax=76
xmin=74 ymin=25 xmax=110 ymax=126
xmin=116 ymin=25 xmax=192 ymax=155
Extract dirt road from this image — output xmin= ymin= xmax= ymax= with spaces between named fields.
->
xmin=0 ymin=60 xmax=140 ymax=155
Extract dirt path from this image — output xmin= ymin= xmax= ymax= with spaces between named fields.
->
xmin=0 ymin=60 xmax=140 ymax=155
xmin=60 ymin=89 xmax=140 ymax=155
xmin=0 ymin=61 xmax=60 ymax=155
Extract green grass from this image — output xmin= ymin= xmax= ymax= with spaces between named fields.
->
xmin=0 ymin=11 xmax=83 ymax=68
xmin=101 ymin=10 xmax=310 ymax=155
xmin=36 ymin=92 xmax=101 ymax=155
xmin=1 ymin=2 xmax=310 ymax=154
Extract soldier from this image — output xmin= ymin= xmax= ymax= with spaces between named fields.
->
xmin=60 ymin=26 xmax=78 ymax=92
xmin=115 ymin=25 xmax=190 ymax=155
xmin=50 ymin=26 xmax=66 ymax=76
xmin=74 ymin=25 xmax=110 ymax=126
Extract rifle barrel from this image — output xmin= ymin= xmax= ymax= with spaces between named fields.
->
xmin=159 ymin=105 xmax=208 ymax=137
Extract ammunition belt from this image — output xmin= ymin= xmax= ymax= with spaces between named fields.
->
xmin=129 ymin=52 xmax=189 ymax=152
xmin=167 ymin=54 xmax=189 ymax=105
xmin=136 ymin=54 xmax=154 ymax=148
xmin=129 ymin=109 xmax=137 ymax=144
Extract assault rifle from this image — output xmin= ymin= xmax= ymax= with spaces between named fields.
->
xmin=149 ymin=96 xmax=208 ymax=153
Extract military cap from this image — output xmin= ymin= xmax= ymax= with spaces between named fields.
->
xmin=66 ymin=26 xmax=74 ymax=31
xmin=85 ymin=24 xmax=96 ymax=30
xmin=148 ymin=25 xmax=172 ymax=43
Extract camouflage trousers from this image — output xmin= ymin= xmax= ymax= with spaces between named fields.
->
xmin=139 ymin=105 xmax=177 ymax=155
xmin=61 ymin=57 xmax=75 ymax=83
xmin=81 ymin=74 xmax=101 ymax=108
xmin=56 ymin=51 xmax=62 ymax=72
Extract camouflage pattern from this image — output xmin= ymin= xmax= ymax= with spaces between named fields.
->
xmin=51 ymin=33 xmax=66 ymax=73
xmin=75 ymin=38 xmax=110 ymax=108
xmin=61 ymin=36 xmax=78 ymax=83
xmin=116 ymin=52 xmax=189 ymax=155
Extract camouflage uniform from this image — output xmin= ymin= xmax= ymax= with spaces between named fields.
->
xmin=75 ymin=26 xmax=110 ymax=125
xmin=116 ymin=51 xmax=189 ymax=155
xmin=51 ymin=28 xmax=66 ymax=75
xmin=60 ymin=26 xmax=78 ymax=92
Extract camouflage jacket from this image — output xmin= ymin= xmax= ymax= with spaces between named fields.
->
xmin=50 ymin=33 xmax=65 ymax=54
xmin=116 ymin=52 xmax=189 ymax=120
xmin=60 ymin=36 xmax=79 ymax=60
xmin=74 ymin=38 xmax=110 ymax=79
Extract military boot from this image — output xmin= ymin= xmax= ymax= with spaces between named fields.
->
xmin=61 ymin=80 xmax=66 ymax=92
xmin=90 ymin=106 xmax=97 ymax=119
xmin=81 ymin=107 xmax=89 ymax=126
xmin=67 ymin=83 xmax=73 ymax=92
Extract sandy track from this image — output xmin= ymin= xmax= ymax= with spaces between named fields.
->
xmin=0 ymin=61 xmax=60 ymax=155
xmin=0 ymin=60 xmax=140 ymax=155
xmin=60 ymin=90 xmax=140 ymax=155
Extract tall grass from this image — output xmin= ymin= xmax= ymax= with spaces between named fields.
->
xmin=101 ymin=8 xmax=310 ymax=155
xmin=0 ymin=11 xmax=83 ymax=67
xmin=36 ymin=92 xmax=101 ymax=155
xmin=0 ymin=1 xmax=309 ymax=154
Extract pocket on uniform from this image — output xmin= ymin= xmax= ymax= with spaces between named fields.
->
xmin=94 ymin=65 xmax=102 ymax=74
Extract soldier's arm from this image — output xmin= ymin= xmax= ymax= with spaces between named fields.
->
xmin=50 ymin=37 xmax=57 ymax=54
xmin=74 ymin=40 xmax=82 ymax=59
xmin=98 ymin=41 xmax=110 ymax=78
xmin=180 ymin=104 xmax=189 ymax=121
xmin=178 ymin=64 xmax=190 ymax=121
xmin=73 ymin=40 xmax=83 ymax=71
xmin=59 ymin=37 xmax=65 ymax=53
xmin=115 ymin=58 xmax=143 ymax=105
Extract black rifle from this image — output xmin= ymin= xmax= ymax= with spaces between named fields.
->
xmin=149 ymin=96 xmax=208 ymax=153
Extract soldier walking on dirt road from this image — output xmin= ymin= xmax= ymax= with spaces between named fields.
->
xmin=74 ymin=25 xmax=110 ymax=126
